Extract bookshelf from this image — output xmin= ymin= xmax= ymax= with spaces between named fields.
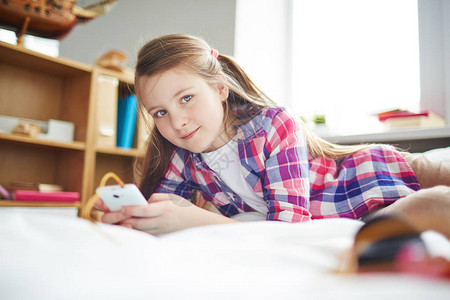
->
xmin=0 ymin=41 xmax=147 ymax=214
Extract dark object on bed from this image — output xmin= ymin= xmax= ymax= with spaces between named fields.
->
xmin=348 ymin=215 xmax=450 ymax=278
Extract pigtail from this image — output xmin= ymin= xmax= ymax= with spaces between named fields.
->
xmin=301 ymin=123 xmax=374 ymax=159
xmin=217 ymin=54 xmax=274 ymax=108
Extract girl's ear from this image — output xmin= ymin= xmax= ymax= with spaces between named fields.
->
xmin=216 ymin=72 xmax=229 ymax=102
xmin=218 ymin=83 xmax=229 ymax=102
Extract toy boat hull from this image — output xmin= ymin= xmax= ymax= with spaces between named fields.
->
xmin=0 ymin=0 xmax=77 ymax=39
xmin=0 ymin=0 xmax=116 ymax=40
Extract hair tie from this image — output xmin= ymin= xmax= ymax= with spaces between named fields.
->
xmin=211 ymin=48 xmax=219 ymax=59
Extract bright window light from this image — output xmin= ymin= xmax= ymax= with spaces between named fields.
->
xmin=0 ymin=28 xmax=59 ymax=57
xmin=292 ymin=0 xmax=420 ymax=134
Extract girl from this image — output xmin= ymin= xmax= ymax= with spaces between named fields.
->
xmin=95 ymin=33 xmax=450 ymax=237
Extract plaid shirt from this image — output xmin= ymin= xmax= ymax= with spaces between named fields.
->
xmin=155 ymin=107 xmax=420 ymax=222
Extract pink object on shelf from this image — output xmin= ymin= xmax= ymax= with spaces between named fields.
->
xmin=0 ymin=184 xmax=10 ymax=199
xmin=14 ymin=190 xmax=80 ymax=202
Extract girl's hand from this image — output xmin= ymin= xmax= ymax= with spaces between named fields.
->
xmin=120 ymin=193 xmax=238 ymax=235
xmin=93 ymin=197 xmax=109 ymax=213
xmin=93 ymin=197 xmax=134 ymax=228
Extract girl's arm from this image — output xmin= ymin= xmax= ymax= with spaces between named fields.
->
xmin=262 ymin=108 xmax=312 ymax=222
xmin=103 ymin=193 xmax=238 ymax=235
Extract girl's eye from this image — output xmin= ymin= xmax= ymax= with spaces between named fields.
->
xmin=181 ymin=95 xmax=192 ymax=103
xmin=155 ymin=110 xmax=166 ymax=118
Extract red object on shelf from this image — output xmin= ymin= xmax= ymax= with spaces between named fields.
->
xmin=377 ymin=110 xmax=432 ymax=122
xmin=14 ymin=190 xmax=79 ymax=202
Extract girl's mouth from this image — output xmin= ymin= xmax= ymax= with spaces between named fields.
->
xmin=182 ymin=127 xmax=199 ymax=140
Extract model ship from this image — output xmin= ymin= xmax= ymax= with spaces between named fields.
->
xmin=0 ymin=0 xmax=117 ymax=43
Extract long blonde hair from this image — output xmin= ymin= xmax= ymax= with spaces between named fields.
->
xmin=134 ymin=33 xmax=370 ymax=198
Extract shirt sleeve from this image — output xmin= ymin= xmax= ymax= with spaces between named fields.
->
xmin=263 ymin=109 xmax=312 ymax=222
xmin=154 ymin=150 xmax=194 ymax=201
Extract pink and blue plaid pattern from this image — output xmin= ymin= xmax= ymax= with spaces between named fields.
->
xmin=155 ymin=107 xmax=420 ymax=222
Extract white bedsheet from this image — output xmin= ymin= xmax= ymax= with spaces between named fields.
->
xmin=1 ymin=208 xmax=449 ymax=300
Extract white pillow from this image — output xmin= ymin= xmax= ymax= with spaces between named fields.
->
xmin=422 ymin=146 xmax=450 ymax=162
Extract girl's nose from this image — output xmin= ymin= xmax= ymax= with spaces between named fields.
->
xmin=171 ymin=113 xmax=188 ymax=130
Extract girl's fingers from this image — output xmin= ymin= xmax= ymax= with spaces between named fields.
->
xmin=121 ymin=201 xmax=168 ymax=218
xmin=117 ymin=194 xmax=193 ymax=235
xmin=101 ymin=211 xmax=130 ymax=224
xmin=122 ymin=216 xmax=160 ymax=232
xmin=94 ymin=198 xmax=107 ymax=211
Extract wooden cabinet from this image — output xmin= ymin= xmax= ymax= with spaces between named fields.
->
xmin=0 ymin=41 xmax=146 ymax=212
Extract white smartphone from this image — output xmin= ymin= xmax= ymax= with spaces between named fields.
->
xmin=96 ymin=184 xmax=148 ymax=211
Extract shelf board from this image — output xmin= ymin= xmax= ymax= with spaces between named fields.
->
xmin=96 ymin=146 xmax=143 ymax=157
xmin=96 ymin=66 xmax=135 ymax=84
xmin=0 ymin=40 xmax=92 ymax=76
xmin=0 ymin=132 xmax=86 ymax=150
xmin=321 ymin=126 xmax=450 ymax=144
xmin=0 ymin=200 xmax=81 ymax=208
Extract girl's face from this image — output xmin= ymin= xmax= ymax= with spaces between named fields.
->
xmin=137 ymin=66 xmax=231 ymax=153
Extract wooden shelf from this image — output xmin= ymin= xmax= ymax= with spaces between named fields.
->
xmin=0 ymin=200 xmax=81 ymax=208
xmin=96 ymin=146 xmax=143 ymax=157
xmin=0 ymin=41 xmax=145 ymax=215
xmin=0 ymin=41 xmax=92 ymax=76
xmin=0 ymin=132 xmax=86 ymax=150
xmin=96 ymin=66 xmax=135 ymax=84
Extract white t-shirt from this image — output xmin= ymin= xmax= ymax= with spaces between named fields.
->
xmin=201 ymin=138 xmax=268 ymax=221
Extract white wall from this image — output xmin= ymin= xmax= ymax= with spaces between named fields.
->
xmin=234 ymin=0 xmax=292 ymax=107
xmin=59 ymin=0 xmax=236 ymax=68
xmin=418 ymin=0 xmax=450 ymax=123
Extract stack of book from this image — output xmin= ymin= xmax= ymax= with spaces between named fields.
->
xmin=6 ymin=182 xmax=79 ymax=203
xmin=377 ymin=110 xmax=446 ymax=129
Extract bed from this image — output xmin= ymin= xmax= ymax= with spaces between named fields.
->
xmin=1 ymin=207 xmax=449 ymax=300
xmin=1 ymin=148 xmax=449 ymax=300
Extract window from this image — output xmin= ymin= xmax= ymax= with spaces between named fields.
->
xmin=235 ymin=0 xmax=449 ymax=136
xmin=0 ymin=29 xmax=59 ymax=57
xmin=292 ymin=0 xmax=420 ymax=134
